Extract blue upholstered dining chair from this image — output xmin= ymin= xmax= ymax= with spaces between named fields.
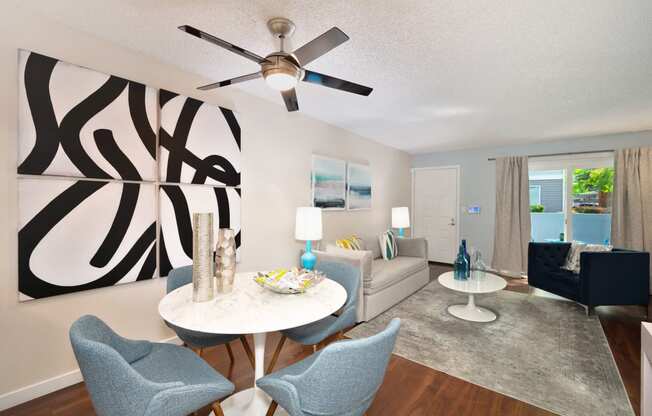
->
xmin=266 ymin=261 xmax=360 ymax=374
xmin=69 ymin=315 xmax=234 ymax=416
xmin=258 ymin=318 xmax=400 ymax=416
xmin=166 ymin=266 xmax=255 ymax=369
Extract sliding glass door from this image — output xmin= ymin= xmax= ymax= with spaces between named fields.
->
xmin=529 ymin=153 xmax=613 ymax=244
xmin=570 ymin=168 xmax=613 ymax=244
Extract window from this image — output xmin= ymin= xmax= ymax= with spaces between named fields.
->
xmin=529 ymin=170 xmax=564 ymax=241
xmin=528 ymin=154 xmax=613 ymax=244
xmin=529 ymin=185 xmax=541 ymax=205
xmin=571 ymin=168 xmax=613 ymax=244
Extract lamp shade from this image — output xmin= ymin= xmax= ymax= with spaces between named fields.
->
xmin=295 ymin=207 xmax=323 ymax=241
xmin=392 ymin=207 xmax=410 ymax=229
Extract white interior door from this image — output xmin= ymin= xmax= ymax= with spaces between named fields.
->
xmin=412 ymin=167 xmax=459 ymax=263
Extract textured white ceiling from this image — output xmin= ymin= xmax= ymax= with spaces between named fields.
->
xmin=15 ymin=0 xmax=652 ymax=154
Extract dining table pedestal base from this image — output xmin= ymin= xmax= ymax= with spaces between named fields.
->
xmin=211 ymin=332 xmax=289 ymax=416
xmin=217 ymin=387 xmax=288 ymax=415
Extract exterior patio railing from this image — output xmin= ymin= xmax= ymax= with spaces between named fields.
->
xmin=531 ymin=212 xmax=611 ymax=244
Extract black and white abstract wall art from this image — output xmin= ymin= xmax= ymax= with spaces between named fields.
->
xmin=18 ymin=178 xmax=157 ymax=301
xmin=17 ymin=51 xmax=243 ymax=301
xmin=18 ymin=50 xmax=158 ymax=181
xmin=159 ymin=184 xmax=241 ymax=276
xmin=159 ymin=89 xmax=241 ymax=187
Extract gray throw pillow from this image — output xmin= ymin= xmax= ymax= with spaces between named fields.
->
xmin=562 ymin=242 xmax=612 ymax=273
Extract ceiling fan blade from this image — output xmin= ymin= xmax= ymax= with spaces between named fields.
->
xmin=197 ymin=72 xmax=262 ymax=91
xmin=292 ymin=27 xmax=349 ymax=66
xmin=179 ymin=25 xmax=268 ymax=64
xmin=303 ymin=70 xmax=373 ymax=96
xmin=281 ymin=88 xmax=299 ymax=112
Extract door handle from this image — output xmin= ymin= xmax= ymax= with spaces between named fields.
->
xmin=449 ymin=218 xmax=456 ymax=226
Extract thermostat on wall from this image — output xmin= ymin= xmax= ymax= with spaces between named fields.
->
xmin=467 ymin=205 xmax=481 ymax=214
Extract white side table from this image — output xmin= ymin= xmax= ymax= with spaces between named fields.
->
xmin=159 ymin=272 xmax=347 ymax=415
xmin=437 ymin=271 xmax=507 ymax=322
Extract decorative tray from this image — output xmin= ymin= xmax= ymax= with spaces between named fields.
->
xmin=254 ymin=268 xmax=325 ymax=294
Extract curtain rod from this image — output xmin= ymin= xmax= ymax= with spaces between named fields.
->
xmin=487 ymin=149 xmax=614 ymax=161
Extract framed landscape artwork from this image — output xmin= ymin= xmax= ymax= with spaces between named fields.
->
xmin=311 ymin=155 xmax=346 ymax=210
xmin=347 ymin=162 xmax=372 ymax=210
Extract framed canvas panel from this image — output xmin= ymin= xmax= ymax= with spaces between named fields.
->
xmin=18 ymin=50 xmax=157 ymax=181
xmin=159 ymin=184 xmax=241 ymax=276
xmin=347 ymin=162 xmax=372 ymax=210
xmin=312 ymin=155 xmax=346 ymax=210
xmin=159 ymin=90 xmax=241 ymax=187
xmin=18 ymin=177 xmax=157 ymax=301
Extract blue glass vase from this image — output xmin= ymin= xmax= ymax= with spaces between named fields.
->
xmin=454 ymin=244 xmax=469 ymax=280
xmin=461 ymin=239 xmax=471 ymax=275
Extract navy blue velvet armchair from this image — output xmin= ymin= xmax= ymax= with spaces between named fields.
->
xmin=528 ymin=242 xmax=650 ymax=312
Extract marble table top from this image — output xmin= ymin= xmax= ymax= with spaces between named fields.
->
xmin=158 ymin=272 xmax=347 ymax=334
xmin=438 ymin=270 xmax=507 ymax=294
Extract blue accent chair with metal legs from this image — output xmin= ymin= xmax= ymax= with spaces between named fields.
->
xmin=69 ymin=315 xmax=234 ymax=416
xmin=266 ymin=261 xmax=361 ymax=373
xmin=166 ymin=266 xmax=255 ymax=369
xmin=258 ymin=318 xmax=401 ymax=416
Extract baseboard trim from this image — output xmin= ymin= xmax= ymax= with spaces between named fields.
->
xmin=0 ymin=335 xmax=181 ymax=411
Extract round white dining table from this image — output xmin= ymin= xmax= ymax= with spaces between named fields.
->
xmin=158 ymin=271 xmax=347 ymax=415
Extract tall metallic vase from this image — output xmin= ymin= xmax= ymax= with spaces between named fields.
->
xmin=215 ymin=228 xmax=236 ymax=293
xmin=192 ymin=213 xmax=215 ymax=302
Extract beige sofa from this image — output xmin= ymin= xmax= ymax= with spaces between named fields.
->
xmin=310 ymin=236 xmax=429 ymax=322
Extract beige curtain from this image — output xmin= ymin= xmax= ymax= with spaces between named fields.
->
xmin=492 ymin=156 xmax=531 ymax=275
xmin=611 ymin=146 xmax=652 ymax=263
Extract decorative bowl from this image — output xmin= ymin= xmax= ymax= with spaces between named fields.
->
xmin=254 ymin=268 xmax=325 ymax=294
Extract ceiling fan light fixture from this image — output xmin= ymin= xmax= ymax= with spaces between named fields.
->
xmin=261 ymin=54 xmax=301 ymax=91
xmin=264 ymin=70 xmax=298 ymax=91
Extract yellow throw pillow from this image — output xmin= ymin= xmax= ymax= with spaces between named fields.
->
xmin=336 ymin=236 xmax=363 ymax=250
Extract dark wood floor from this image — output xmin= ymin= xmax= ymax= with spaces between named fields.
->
xmin=2 ymin=267 xmax=647 ymax=416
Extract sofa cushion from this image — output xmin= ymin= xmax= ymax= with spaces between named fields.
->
xmin=378 ymin=230 xmax=398 ymax=260
xmin=562 ymin=242 xmax=611 ymax=273
xmin=364 ymin=256 xmax=428 ymax=294
xmin=324 ymin=235 xmax=382 ymax=259
xmin=365 ymin=237 xmax=382 ymax=260
xmin=335 ymin=236 xmax=364 ymax=250
xmin=545 ymin=269 xmax=581 ymax=301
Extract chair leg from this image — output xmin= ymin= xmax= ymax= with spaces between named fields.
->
xmin=312 ymin=344 xmax=318 ymax=353
xmin=225 ymin=343 xmax=235 ymax=364
xmin=266 ymin=335 xmax=287 ymax=374
xmin=266 ymin=400 xmax=278 ymax=416
xmin=197 ymin=347 xmax=204 ymax=358
xmin=240 ymin=335 xmax=255 ymax=369
xmin=586 ymin=306 xmax=595 ymax=316
xmin=212 ymin=402 xmax=226 ymax=416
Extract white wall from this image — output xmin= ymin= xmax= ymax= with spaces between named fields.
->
xmin=0 ymin=5 xmax=411 ymax=406
xmin=412 ymin=131 xmax=652 ymax=262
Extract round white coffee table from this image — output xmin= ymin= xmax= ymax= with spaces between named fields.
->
xmin=159 ymin=272 xmax=347 ymax=415
xmin=437 ymin=271 xmax=507 ymax=322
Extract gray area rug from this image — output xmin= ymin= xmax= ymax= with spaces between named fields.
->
xmin=347 ymin=281 xmax=633 ymax=416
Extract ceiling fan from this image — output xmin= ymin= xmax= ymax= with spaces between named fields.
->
xmin=178 ymin=17 xmax=373 ymax=112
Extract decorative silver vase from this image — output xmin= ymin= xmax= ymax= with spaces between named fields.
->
xmin=215 ymin=228 xmax=236 ymax=293
xmin=192 ymin=213 xmax=215 ymax=302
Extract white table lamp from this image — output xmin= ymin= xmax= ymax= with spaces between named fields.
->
xmin=296 ymin=207 xmax=323 ymax=270
xmin=392 ymin=207 xmax=410 ymax=237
